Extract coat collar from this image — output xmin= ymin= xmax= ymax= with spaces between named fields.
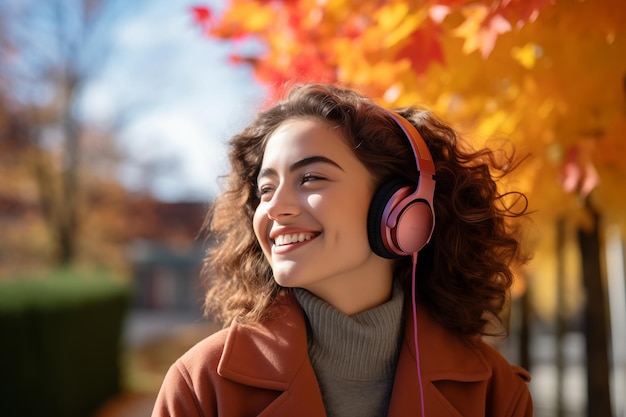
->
xmin=388 ymin=304 xmax=492 ymax=416
xmin=217 ymin=290 xmax=309 ymax=391
xmin=217 ymin=290 xmax=493 ymax=416
xmin=404 ymin=303 xmax=492 ymax=383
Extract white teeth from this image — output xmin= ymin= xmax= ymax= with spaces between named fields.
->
xmin=274 ymin=233 xmax=313 ymax=246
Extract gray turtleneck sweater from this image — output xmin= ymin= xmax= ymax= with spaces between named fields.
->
xmin=293 ymin=285 xmax=405 ymax=417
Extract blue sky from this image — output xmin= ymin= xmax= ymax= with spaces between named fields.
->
xmin=83 ymin=0 xmax=265 ymax=202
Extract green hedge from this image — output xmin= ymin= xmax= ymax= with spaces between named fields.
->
xmin=0 ymin=272 xmax=130 ymax=417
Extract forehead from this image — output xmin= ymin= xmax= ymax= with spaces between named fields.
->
xmin=261 ymin=118 xmax=353 ymax=166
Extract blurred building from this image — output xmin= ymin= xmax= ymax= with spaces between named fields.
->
xmin=125 ymin=200 xmax=208 ymax=314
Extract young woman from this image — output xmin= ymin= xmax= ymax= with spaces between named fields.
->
xmin=152 ymin=83 xmax=533 ymax=416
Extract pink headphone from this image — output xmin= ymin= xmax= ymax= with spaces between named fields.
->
xmin=367 ymin=110 xmax=436 ymax=259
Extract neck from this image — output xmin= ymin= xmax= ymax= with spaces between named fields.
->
xmin=303 ymin=257 xmax=394 ymax=315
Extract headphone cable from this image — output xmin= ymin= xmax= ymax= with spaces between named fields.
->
xmin=411 ymin=252 xmax=426 ymax=416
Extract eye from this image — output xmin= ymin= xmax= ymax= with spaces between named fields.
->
xmin=256 ymin=183 xmax=275 ymax=199
xmin=300 ymin=172 xmax=325 ymax=185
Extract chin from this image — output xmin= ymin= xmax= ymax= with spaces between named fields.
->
xmin=273 ymin=277 xmax=300 ymax=288
xmin=271 ymin=270 xmax=296 ymax=288
xmin=272 ymin=271 xmax=311 ymax=289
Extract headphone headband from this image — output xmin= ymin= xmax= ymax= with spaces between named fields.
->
xmin=386 ymin=110 xmax=435 ymax=176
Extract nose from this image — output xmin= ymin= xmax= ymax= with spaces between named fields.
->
xmin=265 ymin=183 xmax=300 ymax=220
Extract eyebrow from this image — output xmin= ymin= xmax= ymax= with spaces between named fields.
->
xmin=257 ymin=155 xmax=344 ymax=181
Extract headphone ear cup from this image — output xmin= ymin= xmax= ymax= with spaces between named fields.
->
xmin=367 ymin=179 xmax=412 ymax=259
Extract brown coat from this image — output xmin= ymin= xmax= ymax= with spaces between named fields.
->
xmin=152 ymin=291 xmax=532 ymax=417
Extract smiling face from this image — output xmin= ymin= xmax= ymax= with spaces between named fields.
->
xmin=253 ymin=118 xmax=395 ymax=314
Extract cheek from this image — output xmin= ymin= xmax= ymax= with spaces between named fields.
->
xmin=252 ymin=205 xmax=267 ymax=243
xmin=253 ymin=206 xmax=270 ymax=252
xmin=305 ymin=193 xmax=322 ymax=208
xmin=343 ymin=188 xmax=374 ymax=238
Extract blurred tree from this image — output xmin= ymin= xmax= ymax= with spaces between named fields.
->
xmin=0 ymin=0 xmax=137 ymax=267
xmin=192 ymin=0 xmax=626 ymax=225
xmin=0 ymin=99 xmax=134 ymax=274
xmin=193 ymin=0 xmax=626 ymax=415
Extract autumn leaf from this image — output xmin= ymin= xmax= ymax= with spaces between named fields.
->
xmin=559 ymin=142 xmax=600 ymax=198
xmin=497 ymin=0 xmax=555 ymax=27
xmin=190 ymin=6 xmax=212 ymax=31
xmin=208 ymin=2 xmax=276 ymax=38
xmin=397 ymin=25 xmax=445 ymax=74
xmin=375 ymin=3 xmax=426 ymax=48
xmin=453 ymin=4 xmax=511 ymax=58
xmin=511 ymin=42 xmax=540 ymax=69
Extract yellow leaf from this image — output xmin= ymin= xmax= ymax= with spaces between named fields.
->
xmin=219 ymin=2 xmax=275 ymax=33
xmin=375 ymin=3 xmax=427 ymax=48
xmin=452 ymin=5 xmax=511 ymax=57
xmin=452 ymin=4 xmax=488 ymax=55
xmin=511 ymin=43 xmax=539 ymax=69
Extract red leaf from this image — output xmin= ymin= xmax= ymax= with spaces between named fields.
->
xmin=190 ymin=6 xmax=212 ymax=29
xmin=559 ymin=144 xmax=600 ymax=197
xmin=227 ymin=54 xmax=256 ymax=65
xmin=397 ymin=23 xmax=445 ymax=75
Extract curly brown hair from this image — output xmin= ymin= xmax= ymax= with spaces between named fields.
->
xmin=202 ymin=83 xmax=528 ymax=338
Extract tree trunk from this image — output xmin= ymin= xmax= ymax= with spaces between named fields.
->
xmin=555 ymin=217 xmax=566 ymax=417
xmin=518 ymin=283 xmax=531 ymax=373
xmin=57 ymin=75 xmax=81 ymax=266
xmin=578 ymin=199 xmax=613 ymax=417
